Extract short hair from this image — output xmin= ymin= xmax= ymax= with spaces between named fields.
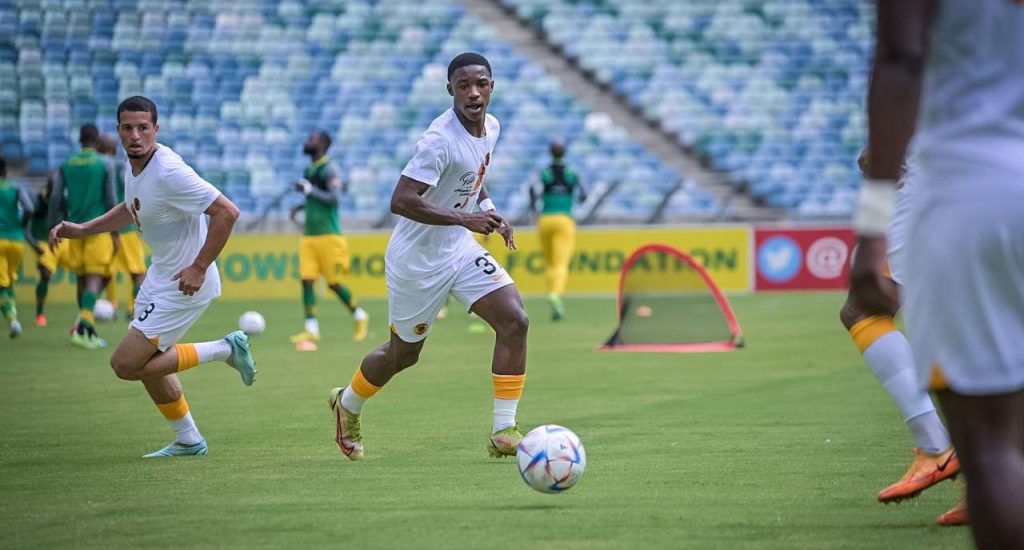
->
xmin=79 ymin=124 xmax=100 ymax=145
xmin=314 ymin=130 xmax=332 ymax=151
xmin=117 ymin=96 xmax=158 ymax=125
xmin=447 ymin=52 xmax=491 ymax=81
xmin=550 ymin=141 xmax=566 ymax=159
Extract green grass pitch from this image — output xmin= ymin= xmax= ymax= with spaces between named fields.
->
xmin=0 ymin=293 xmax=969 ymax=549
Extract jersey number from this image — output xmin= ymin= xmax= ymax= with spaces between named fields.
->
xmin=137 ymin=302 xmax=156 ymax=322
xmin=474 ymin=253 xmax=497 ymax=275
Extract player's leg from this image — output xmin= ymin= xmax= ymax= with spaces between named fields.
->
xmin=292 ymin=236 xmax=321 ymax=347
xmin=936 ymin=389 xmax=1024 ymax=547
xmin=537 ymin=216 xmax=558 ymax=317
xmin=841 ymin=287 xmax=955 ymax=502
xmin=325 ymin=235 xmax=369 ymax=342
xmin=74 ymin=234 xmax=116 ymax=347
xmin=547 ymin=215 xmax=575 ymax=320
xmin=140 ymin=373 xmax=209 ymax=457
xmin=34 ymin=244 xmax=57 ymax=327
xmin=110 ymin=301 xmax=256 ymax=385
xmin=0 ymin=240 xmax=22 ymax=337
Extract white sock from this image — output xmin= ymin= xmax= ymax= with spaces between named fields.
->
xmin=907 ymin=410 xmax=952 ymax=455
xmin=195 ymin=339 xmax=232 ymax=363
xmin=493 ymin=398 xmax=519 ymax=433
xmin=170 ymin=412 xmax=203 ymax=445
xmin=353 ymin=308 xmax=368 ymax=322
xmin=305 ymin=318 xmax=320 ymax=336
xmin=863 ymin=331 xmax=950 ymax=452
xmin=340 ymin=386 xmax=367 ymax=414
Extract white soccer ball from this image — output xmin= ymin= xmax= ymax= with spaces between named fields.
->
xmin=516 ymin=424 xmax=586 ymax=494
xmin=238 ymin=311 xmax=266 ymax=335
xmin=93 ymin=298 xmax=116 ymax=322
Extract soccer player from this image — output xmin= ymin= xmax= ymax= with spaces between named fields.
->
xmin=49 ymin=96 xmax=257 ymax=457
xmin=26 ymin=175 xmax=62 ymax=327
xmin=0 ymin=156 xmax=35 ymax=338
xmin=327 ymin=52 xmax=528 ymax=460
xmin=97 ymin=134 xmax=146 ymax=319
xmin=47 ymin=123 xmax=120 ymax=348
xmin=288 ymin=130 xmax=369 ymax=350
xmin=853 ymin=1 xmax=1024 ymax=546
xmin=842 ymin=150 xmax=964 ymax=525
xmin=529 ymin=141 xmax=586 ymax=321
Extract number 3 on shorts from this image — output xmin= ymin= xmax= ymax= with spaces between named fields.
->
xmin=137 ymin=302 xmax=156 ymax=322
xmin=475 ymin=253 xmax=497 ymax=275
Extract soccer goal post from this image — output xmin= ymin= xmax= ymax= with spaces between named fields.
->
xmin=600 ymin=244 xmax=744 ymax=352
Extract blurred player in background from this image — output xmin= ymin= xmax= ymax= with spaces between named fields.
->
xmin=50 ymin=96 xmax=256 ymax=457
xmin=98 ymin=134 xmax=146 ymax=320
xmin=288 ymin=130 xmax=368 ymax=351
xmin=328 ymin=53 xmax=529 ymax=461
xmin=26 ymin=171 xmax=61 ymax=327
xmin=0 ymin=156 xmax=34 ymax=338
xmin=842 ymin=149 xmax=963 ymax=525
xmin=853 ymin=1 xmax=1024 ymax=546
xmin=47 ymin=123 xmax=119 ymax=348
xmin=530 ymin=141 xmax=586 ymax=321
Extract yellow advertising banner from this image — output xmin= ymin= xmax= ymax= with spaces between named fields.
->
xmin=14 ymin=225 xmax=751 ymax=302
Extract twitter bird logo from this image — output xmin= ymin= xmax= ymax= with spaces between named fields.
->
xmin=759 ymin=236 xmax=802 ymax=283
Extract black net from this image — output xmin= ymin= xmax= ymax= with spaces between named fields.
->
xmin=605 ymin=248 xmax=736 ymax=347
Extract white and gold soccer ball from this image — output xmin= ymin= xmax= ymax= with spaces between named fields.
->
xmin=93 ymin=298 xmax=116 ymax=322
xmin=238 ymin=311 xmax=266 ymax=336
xmin=516 ymin=424 xmax=586 ymax=494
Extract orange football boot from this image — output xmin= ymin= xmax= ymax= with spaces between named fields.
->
xmin=937 ymin=497 xmax=969 ymax=526
xmin=878 ymin=447 xmax=959 ymax=503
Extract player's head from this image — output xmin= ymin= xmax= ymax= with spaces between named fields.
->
xmin=97 ymin=134 xmax=118 ymax=156
xmin=447 ymin=52 xmax=493 ymax=125
xmin=550 ymin=141 xmax=566 ymax=160
xmin=79 ymin=124 xmax=100 ymax=148
xmin=303 ymin=130 xmax=331 ymax=157
xmin=116 ymin=96 xmax=159 ymax=160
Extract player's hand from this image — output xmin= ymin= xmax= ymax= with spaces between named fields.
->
xmin=462 ymin=211 xmax=504 ymax=235
xmin=295 ymin=179 xmax=313 ymax=195
xmin=849 ymin=235 xmax=899 ymax=315
xmin=111 ymin=232 xmax=121 ymax=256
xmin=496 ymin=220 xmax=516 ymax=250
xmin=48 ymin=221 xmax=84 ymax=251
xmin=171 ymin=264 xmax=206 ymax=297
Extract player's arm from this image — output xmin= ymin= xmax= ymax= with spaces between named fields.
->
xmin=48 ymin=203 xmax=132 ymax=251
xmin=574 ymin=171 xmax=587 ymax=203
xmin=850 ymin=0 xmax=936 ymax=315
xmin=172 ymin=194 xmax=239 ymax=296
xmin=390 ymin=175 xmax=503 ymax=234
xmin=296 ymin=175 xmax=341 ymax=206
xmin=18 ymin=187 xmax=41 ymax=254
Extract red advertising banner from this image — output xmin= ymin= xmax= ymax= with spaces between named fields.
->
xmin=754 ymin=226 xmax=856 ymax=291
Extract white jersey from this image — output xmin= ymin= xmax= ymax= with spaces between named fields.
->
xmin=386 ymin=109 xmax=500 ymax=279
xmin=124 ymin=145 xmax=222 ymax=308
xmin=912 ymin=0 xmax=1024 ymax=192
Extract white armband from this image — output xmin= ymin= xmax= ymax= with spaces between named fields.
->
xmin=853 ymin=179 xmax=897 ymax=237
xmin=479 ymin=198 xmax=496 ymax=212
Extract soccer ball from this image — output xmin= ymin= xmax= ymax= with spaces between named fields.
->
xmin=516 ymin=424 xmax=586 ymax=494
xmin=238 ymin=311 xmax=266 ymax=335
xmin=93 ymin=299 xmax=116 ymax=322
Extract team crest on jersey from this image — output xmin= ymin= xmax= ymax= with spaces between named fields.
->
xmin=453 ymin=154 xmax=491 ymax=209
xmin=414 ymin=322 xmax=429 ymax=335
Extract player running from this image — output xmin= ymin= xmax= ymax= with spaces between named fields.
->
xmin=854 ymin=1 xmax=1024 ymax=546
xmin=288 ymin=130 xmax=369 ymax=351
xmin=26 ymin=174 xmax=61 ymax=327
xmin=327 ymin=52 xmax=529 ymax=460
xmin=0 ymin=156 xmax=34 ymax=338
xmin=842 ymin=150 xmax=963 ymax=525
xmin=50 ymin=96 xmax=256 ymax=457
xmin=530 ymin=140 xmax=586 ymax=321
xmin=47 ymin=124 xmax=120 ymax=348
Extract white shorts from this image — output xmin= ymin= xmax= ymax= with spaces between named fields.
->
xmin=886 ymin=182 xmax=913 ymax=285
xmin=131 ymin=290 xmax=211 ymax=351
xmin=387 ymin=243 xmax=514 ymax=342
xmin=903 ymin=188 xmax=1024 ymax=395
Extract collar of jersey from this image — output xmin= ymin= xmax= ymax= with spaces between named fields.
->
xmin=309 ymin=156 xmax=330 ymax=170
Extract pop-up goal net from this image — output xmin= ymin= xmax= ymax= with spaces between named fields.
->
xmin=600 ymin=244 xmax=743 ymax=352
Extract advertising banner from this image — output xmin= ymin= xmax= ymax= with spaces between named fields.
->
xmin=754 ymin=226 xmax=855 ymax=291
xmin=16 ymin=225 xmax=753 ymax=302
